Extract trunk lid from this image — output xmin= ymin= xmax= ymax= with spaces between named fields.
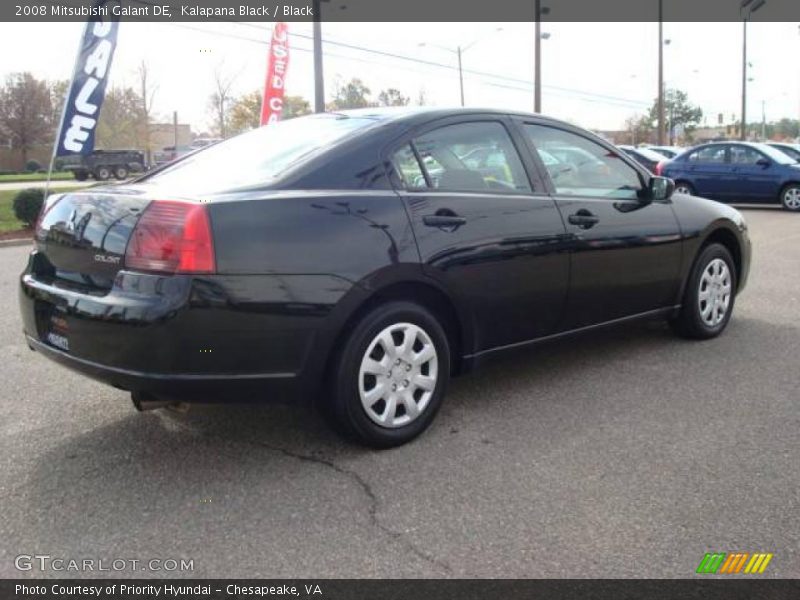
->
xmin=35 ymin=188 xmax=151 ymax=289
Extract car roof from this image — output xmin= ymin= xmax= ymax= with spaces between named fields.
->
xmin=331 ymin=106 xmax=581 ymax=129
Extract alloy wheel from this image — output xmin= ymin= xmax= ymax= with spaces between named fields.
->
xmin=698 ymin=258 xmax=732 ymax=327
xmin=358 ymin=322 xmax=438 ymax=428
xmin=783 ymin=187 xmax=800 ymax=210
xmin=676 ymin=184 xmax=693 ymax=196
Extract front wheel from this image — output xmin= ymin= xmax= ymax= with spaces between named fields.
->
xmin=674 ymin=181 xmax=696 ymax=196
xmin=780 ymin=184 xmax=800 ymax=211
xmin=326 ymin=301 xmax=450 ymax=448
xmin=671 ymin=243 xmax=737 ymax=339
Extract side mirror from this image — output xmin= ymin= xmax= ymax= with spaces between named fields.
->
xmin=756 ymin=157 xmax=771 ymax=168
xmin=648 ymin=176 xmax=675 ymax=201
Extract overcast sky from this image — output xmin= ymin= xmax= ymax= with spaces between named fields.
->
xmin=1 ymin=21 xmax=798 ymax=133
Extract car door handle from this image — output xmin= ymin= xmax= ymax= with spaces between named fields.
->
xmin=568 ymin=210 xmax=599 ymax=229
xmin=423 ymin=214 xmax=467 ymax=228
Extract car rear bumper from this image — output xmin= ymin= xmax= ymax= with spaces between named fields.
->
xmin=19 ymin=251 xmax=354 ymax=403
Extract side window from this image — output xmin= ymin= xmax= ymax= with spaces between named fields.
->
xmin=730 ymin=146 xmax=763 ymax=165
xmin=412 ymin=122 xmax=531 ymax=193
xmin=391 ymin=144 xmax=426 ymax=189
xmin=688 ymin=146 xmax=727 ymax=163
xmin=524 ymin=124 xmax=643 ymax=199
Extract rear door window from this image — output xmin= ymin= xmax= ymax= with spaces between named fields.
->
xmin=688 ymin=146 xmax=727 ymax=163
xmin=410 ymin=122 xmax=531 ymax=193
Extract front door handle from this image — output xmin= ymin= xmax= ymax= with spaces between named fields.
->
xmin=568 ymin=210 xmax=599 ymax=229
xmin=423 ymin=209 xmax=467 ymax=228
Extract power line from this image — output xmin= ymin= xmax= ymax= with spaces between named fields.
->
xmin=169 ymin=21 xmax=650 ymax=109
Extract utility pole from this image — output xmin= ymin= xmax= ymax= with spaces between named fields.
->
xmin=740 ymin=0 xmax=767 ymax=140
xmin=172 ymin=111 xmax=178 ymax=150
xmin=741 ymin=17 xmax=748 ymax=140
xmin=534 ymin=0 xmax=542 ymax=112
xmin=457 ymin=47 xmax=464 ymax=107
xmin=761 ymin=100 xmax=766 ymax=140
xmin=657 ymin=0 xmax=665 ymax=145
xmin=312 ymin=0 xmax=324 ymax=113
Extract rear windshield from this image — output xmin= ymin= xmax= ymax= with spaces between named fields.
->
xmin=144 ymin=114 xmax=378 ymax=192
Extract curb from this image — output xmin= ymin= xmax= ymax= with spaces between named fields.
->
xmin=0 ymin=238 xmax=32 ymax=248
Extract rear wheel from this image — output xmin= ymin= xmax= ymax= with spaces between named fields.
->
xmin=671 ymin=243 xmax=737 ymax=339
xmin=94 ymin=166 xmax=111 ymax=181
xmin=674 ymin=181 xmax=695 ymax=196
xmin=326 ymin=301 xmax=450 ymax=448
xmin=780 ymin=184 xmax=800 ymax=211
xmin=113 ymin=166 xmax=129 ymax=180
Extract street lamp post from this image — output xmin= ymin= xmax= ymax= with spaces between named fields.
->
xmin=740 ymin=0 xmax=766 ymax=140
xmin=418 ymin=27 xmax=503 ymax=107
xmin=534 ymin=0 xmax=550 ymax=113
xmin=657 ymin=0 xmax=665 ymax=145
xmin=312 ymin=0 xmax=325 ymax=113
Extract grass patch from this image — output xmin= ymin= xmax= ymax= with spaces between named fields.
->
xmin=0 ymin=187 xmax=79 ymax=234
xmin=0 ymin=171 xmax=74 ymax=183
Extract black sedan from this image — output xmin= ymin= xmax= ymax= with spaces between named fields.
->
xmin=20 ymin=108 xmax=751 ymax=447
xmin=617 ymin=145 xmax=669 ymax=173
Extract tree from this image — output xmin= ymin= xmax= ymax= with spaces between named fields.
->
xmin=647 ymin=88 xmax=703 ymax=142
xmin=624 ymin=113 xmax=654 ymax=145
xmin=229 ymin=91 xmax=261 ymax=135
xmin=377 ymin=88 xmax=409 ymax=107
xmin=415 ymin=88 xmax=428 ymax=106
xmin=208 ymin=63 xmax=238 ymax=138
xmin=96 ymin=86 xmax=144 ymax=149
xmin=0 ymin=73 xmax=55 ymax=164
xmin=329 ymin=78 xmax=372 ymax=110
xmin=49 ymin=80 xmax=68 ymax=126
xmin=282 ymin=95 xmax=311 ymax=120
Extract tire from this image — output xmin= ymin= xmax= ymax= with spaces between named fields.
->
xmin=326 ymin=301 xmax=451 ymax=448
xmin=674 ymin=181 xmax=696 ymax=196
xmin=113 ymin=166 xmax=129 ymax=180
xmin=779 ymin=183 xmax=800 ymax=212
xmin=94 ymin=166 xmax=111 ymax=181
xmin=671 ymin=243 xmax=737 ymax=340
xmin=73 ymin=170 xmax=88 ymax=181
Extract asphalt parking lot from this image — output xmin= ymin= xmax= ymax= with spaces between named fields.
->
xmin=0 ymin=206 xmax=797 ymax=579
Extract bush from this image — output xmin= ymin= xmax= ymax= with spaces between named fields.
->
xmin=12 ymin=188 xmax=45 ymax=228
xmin=25 ymin=159 xmax=42 ymax=172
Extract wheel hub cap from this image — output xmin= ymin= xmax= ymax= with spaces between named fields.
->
xmin=698 ymin=258 xmax=732 ymax=327
xmin=785 ymin=188 xmax=800 ymax=209
xmin=359 ymin=322 xmax=438 ymax=429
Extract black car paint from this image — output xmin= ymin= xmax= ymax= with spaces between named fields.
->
xmin=19 ymin=108 xmax=751 ymax=404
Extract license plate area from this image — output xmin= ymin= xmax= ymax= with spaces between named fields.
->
xmin=35 ymin=300 xmax=70 ymax=352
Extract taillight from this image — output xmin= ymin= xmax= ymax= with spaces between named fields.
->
xmin=655 ymin=161 xmax=665 ymax=176
xmin=125 ymin=200 xmax=215 ymax=274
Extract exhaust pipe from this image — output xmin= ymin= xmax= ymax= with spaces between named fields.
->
xmin=131 ymin=391 xmax=178 ymax=412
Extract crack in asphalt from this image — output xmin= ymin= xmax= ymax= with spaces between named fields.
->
xmin=252 ymin=440 xmax=454 ymax=576
xmin=158 ymin=413 xmax=453 ymax=575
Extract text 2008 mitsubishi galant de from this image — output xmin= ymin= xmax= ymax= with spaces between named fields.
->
xmin=20 ymin=108 xmax=750 ymax=447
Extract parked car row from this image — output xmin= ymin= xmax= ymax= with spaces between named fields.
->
xmin=657 ymin=142 xmax=800 ymax=211
xmin=613 ymin=140 xmax=800 ymax=211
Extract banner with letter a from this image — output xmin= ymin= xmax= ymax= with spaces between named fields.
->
xmin=55 ymin=0 xmax=120 ymax=156
xmin=260 ymin=22 xmax=290 ymax=126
